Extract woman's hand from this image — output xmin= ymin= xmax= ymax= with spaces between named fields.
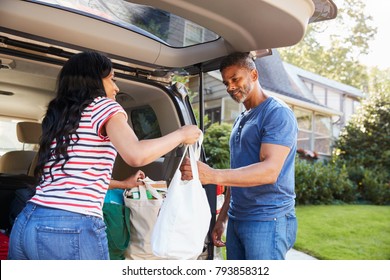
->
xmin=124 ymin=170 xmax=145 ymax=188
xmin=178 ymin=125 xmax=202 ymax=145
xmin=109 ymin=170 xmax=145 ymax=189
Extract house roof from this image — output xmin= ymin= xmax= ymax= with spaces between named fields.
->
xmin=256 ymin=50 xmax=325 ymax=106
xmin=255 ymin=49 xmax=342 ymax=116
xmin=283 ymin=62 xmax=364 ymax=98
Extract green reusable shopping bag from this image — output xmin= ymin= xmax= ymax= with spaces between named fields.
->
xmin=103 ymin=190 xmax=131 ymax=260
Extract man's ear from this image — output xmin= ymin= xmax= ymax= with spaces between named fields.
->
xmin=250 ymin=69 xmax=258 ymax=81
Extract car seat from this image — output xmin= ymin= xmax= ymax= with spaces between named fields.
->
xmin=0 ymin=122 xmax=41 ymax=175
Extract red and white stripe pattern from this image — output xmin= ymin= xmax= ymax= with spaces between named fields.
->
xmin=31 ymin=97 xmax=127 ymax=218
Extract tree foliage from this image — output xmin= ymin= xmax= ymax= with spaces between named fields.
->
xmin=203 ymin=122 xmax=232 ymax=169
xmin=333 ymin=90 xmax=390 ymax=171
xmin=279 ymin=0 xmax=377 ymax=90
xmin=368 ymin=67 xmax=390 ymax=95
xmin=332 ymin=90 xmax=390 ymax=204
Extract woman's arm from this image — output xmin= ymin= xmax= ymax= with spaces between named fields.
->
xmin=105 ymin=113 xmax=201 ymax=167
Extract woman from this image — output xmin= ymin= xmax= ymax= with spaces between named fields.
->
xmin=7 ymin=51 xmax=201 ymax=260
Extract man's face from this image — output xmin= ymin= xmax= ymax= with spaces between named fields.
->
xmin=221 ymin=65 xmax=254 ymax=104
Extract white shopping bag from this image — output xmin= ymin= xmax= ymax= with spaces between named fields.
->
xmin=151 ymin=141 xmax=211 ymax=259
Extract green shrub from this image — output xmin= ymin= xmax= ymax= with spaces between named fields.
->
xmin=203 ymin=122 xmax=232 ymax=169
xmin=295 ymin=157 xmax=357 ymax=205
xmin=295 ymin=158 xmax=317 ymax=204
xmin=332 ymin=164 xmax=357 ymax=203
xmin=332 ymin=90 xmax=390 ymax=205
xmin=343 ymin=163 xmax=365 ymax=196
xmin=339 ymin=161 xmax=390 ymax=205
xmin=361 ymin=168 xmax=390 ymax=205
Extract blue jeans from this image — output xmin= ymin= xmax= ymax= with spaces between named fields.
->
xmin=7 ymin=202 xmax=109 ymax=260
xmin=226 ymin=211 xmax=297 ymax=260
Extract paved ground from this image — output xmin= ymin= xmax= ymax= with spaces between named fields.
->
xmin=286 ymin=249 xmax=317 ymax=260
xmin=213 ymin=248 xmax=318 ymax=260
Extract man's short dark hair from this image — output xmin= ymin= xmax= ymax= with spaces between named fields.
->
xmin=219 ymin=52 xmax=256 ymax=72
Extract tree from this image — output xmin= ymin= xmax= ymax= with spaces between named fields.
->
xmin=333 ymin=90 xmax=389 ymax=170
xmin=332 ymin=90 xmax=390 ymax=204
xmin=279 ymin=0 xmax=377 ymax=90
xmin=369 ymin=67 xmax=390 ymax=95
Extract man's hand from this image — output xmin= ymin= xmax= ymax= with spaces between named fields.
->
xmin=212 ymin=220 xmax=226 ymax=247
xmin=180 ymin=156 xmax=193 ymax=180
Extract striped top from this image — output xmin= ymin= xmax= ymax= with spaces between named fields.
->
xmin=31 ymin=97 xmax=127 ymax=218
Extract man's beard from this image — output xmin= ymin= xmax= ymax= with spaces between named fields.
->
xmin=229 ymin=83 xmax=252 ymax=104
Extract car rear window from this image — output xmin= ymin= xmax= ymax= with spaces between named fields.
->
xmin=29 ymin=0 xmax=220 ymax=48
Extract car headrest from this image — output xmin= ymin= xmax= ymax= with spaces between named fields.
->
xmin=16 ymin=122 xmax=42 ymax=144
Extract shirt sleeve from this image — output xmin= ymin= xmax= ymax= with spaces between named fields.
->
xmin=91 ymin=97 xmax=128 ymax=140
xmin=262 ymin=107 xmax=297 ymax=148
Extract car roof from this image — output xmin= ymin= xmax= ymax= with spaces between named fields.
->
xmin=0 ymin=0 xmax=337 ymax=74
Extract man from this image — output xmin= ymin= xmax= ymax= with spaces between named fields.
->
xmin=181 ymin=52 xmax=298 ymax=260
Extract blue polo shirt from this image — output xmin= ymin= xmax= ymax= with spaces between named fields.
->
xmin=228 ymin=97 xmax=298 ymax=221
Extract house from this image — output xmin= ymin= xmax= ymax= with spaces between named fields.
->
xmin=188 ymin=50 xmax=364 ymax=157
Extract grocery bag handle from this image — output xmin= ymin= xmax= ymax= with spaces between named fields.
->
xmin=124 ymin=177 xmax=164 ymax=201
xmin=140 ymin=177 xmax=164 ymax=201
xmin=177 ymin=132 xmax=203 ymax=180
xmin=178 ymin=131 xmax=203 ymax=163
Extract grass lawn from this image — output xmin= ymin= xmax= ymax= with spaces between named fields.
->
xmin=294 ymin=205 xmax=390 ymax=260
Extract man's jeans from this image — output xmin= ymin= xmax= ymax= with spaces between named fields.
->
xmin=226 ymin=211 xmax=297 ymax=260
xmin=8 ymin=202 xmax=109 ymax=260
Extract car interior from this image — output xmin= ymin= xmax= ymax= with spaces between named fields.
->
xmin=0 ymin=122 xmax=41 ymax=175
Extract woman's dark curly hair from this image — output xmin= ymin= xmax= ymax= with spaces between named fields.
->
xmin=35 ymin=51 xmax=113 ymax=182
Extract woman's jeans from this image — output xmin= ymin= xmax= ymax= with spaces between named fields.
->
xmin=8 ymin=202 xmax=109 ymax=260
xmin=226 ymin=211 xmax=297 ymax=260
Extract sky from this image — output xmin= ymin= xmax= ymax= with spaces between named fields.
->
xmin=356 ymin=0 xmax=390 ymax=70
xmin=315 ymin=0 xmax=389 ymax=70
